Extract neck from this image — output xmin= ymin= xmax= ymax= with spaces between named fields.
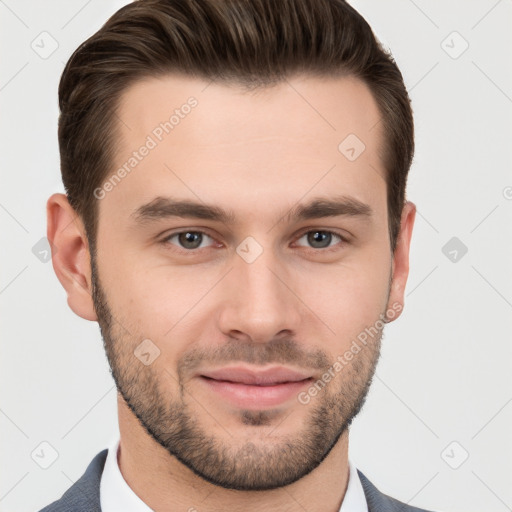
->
xmin=117 ymin=396 xmax=351 ymax=512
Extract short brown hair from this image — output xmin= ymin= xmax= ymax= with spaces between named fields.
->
xmin=58 ymin=0 xmax=414 ymax=256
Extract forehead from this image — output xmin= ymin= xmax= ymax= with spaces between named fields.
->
xmin=103 ymin=73 xmax=386 ymax=226
xmin=116 ymin=73 xmax=382 ymax=149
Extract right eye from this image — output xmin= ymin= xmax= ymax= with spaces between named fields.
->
xmin=160 ymin=230 xmax=221 ymax=252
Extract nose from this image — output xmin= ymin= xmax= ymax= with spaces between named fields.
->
xmin=217 ymin=245 xmax=303 ymax=344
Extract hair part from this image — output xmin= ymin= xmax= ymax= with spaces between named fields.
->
xmin=58 ymin=0 xmax=414 ymax=257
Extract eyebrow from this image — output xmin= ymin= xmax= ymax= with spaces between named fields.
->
xmin=130 ymin=194 xmax=373 ymax=226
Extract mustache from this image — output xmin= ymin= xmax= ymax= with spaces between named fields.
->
xmin=177 ymin=337 xmax=331 ymax=376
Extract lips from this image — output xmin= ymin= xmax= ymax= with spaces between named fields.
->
xmin=198 ymin=366 xmax=314 ymax=409
xmin=199 ymin=365 xmax=313 ymax=386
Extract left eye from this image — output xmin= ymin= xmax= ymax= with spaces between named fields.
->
xmin=294 ymin=230 xmax=345 ymax=250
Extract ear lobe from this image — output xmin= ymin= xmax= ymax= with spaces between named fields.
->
xmin=386 ymin=200 xmax=416 ymax=321
xmin=46 ymin=193 xmax=98 ymax=321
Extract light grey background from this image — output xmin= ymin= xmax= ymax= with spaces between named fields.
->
xmin=1 ymin=1 xmax=511 ymax=511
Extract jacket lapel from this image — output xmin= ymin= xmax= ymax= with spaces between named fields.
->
xmin=38 ymin=449 xmax=108 ymax=512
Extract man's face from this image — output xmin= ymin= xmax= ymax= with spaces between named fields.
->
xmin=90 ymin=74 xmax=403 ymax=490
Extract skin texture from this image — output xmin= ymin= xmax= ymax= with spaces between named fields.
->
xmin=47 ymin=74 xmax=416 ymax=512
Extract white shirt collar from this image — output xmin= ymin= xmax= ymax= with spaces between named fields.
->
xmin=100 ymin=436 xmax=152 ymax=512
xmin=100 ymin=436 xmax=368 ymax=512
xmin=341 ymin=460 xmax=369 ymax=512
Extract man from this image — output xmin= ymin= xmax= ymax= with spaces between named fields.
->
xmin=41 ymin=0 xmax=433 ymax=510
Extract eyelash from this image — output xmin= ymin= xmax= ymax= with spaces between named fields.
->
xmin=159 ymin=229 xmax=349 ymax=254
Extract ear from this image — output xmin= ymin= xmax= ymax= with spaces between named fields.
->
xmin=46 ymin=193 xmax=98 ymax=321
xmin=385 ymin=200 xmax=416 ymax=322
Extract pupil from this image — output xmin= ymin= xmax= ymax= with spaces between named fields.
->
xmin=308 ymin=231 xmax=331 ymax=248
xmin=179 ymin=232 xmax=201 ymax=249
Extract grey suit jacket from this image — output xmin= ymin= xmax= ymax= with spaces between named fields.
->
xmin=38 ymin=449 xmax=437 ymax=511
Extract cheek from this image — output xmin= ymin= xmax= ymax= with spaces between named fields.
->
xmin=299 ymin=253 xmax=390 ymax=341
xmin=103 ymin=263 xmax=219 ymax=340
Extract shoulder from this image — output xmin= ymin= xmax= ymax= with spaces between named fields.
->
xmin=357 ymin=469 xmax=440 ymax=512
xmin=37 ymin=449 xmax=108 ymax=512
